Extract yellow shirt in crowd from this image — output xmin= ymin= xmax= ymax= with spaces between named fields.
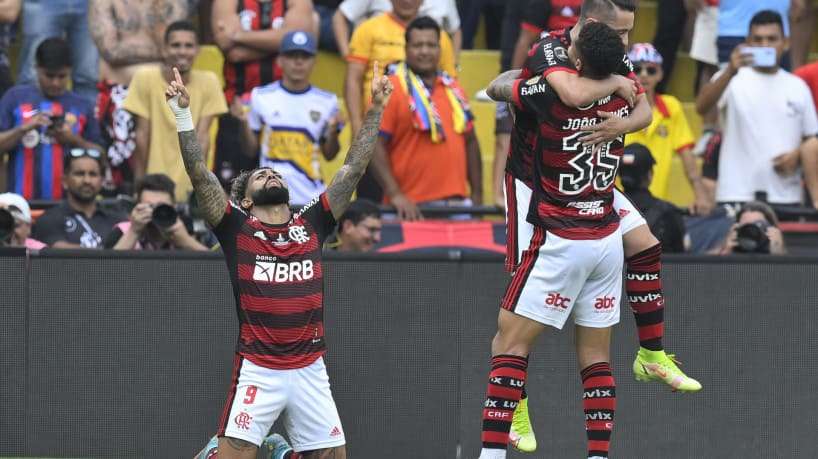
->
xmin=625 ymin=93 xmax=695 ymax=200
xmin=123 ymin=66 xmax=227 ymax=201
xmin=347 ymin=13 xmax=457 ymax=114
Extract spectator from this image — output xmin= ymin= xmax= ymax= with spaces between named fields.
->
xmin=372 ymin=17 xmax=481 ymax=220
xmin=718 ymin=201 xmax=786 ymax=254
xmin=789 ymin=0 xmax=815 ymax=69
xmin=0 ymin=192 xmax=45 ymax=248
xmin=716 ymin=0 xmax=789 ymax=67
xmin=620 ymin=144 xmax=686 ymax=253
xmin=31 ymin=149 xmax=124 ymax=248
xmin=333 ymin=198 xmax=382 ymax=251
xmin=652 ymin=0 xmax=689 ymax=93
xmin=0 ymin=0 xmax=20 ymax=96
xmin=211 ymin=0 xmax=315 ymax=188
xmin=458 ymin=0 xmax=505 ymax=50
xmin=316 ymin=0 xmax=343 ymax=52
xmin=345 ymin=0 xmax=458 ymax=201
xmin=89 ymin=0 xmax=194 ymax=195
xmin=697 ymin=10 xmax=818 ymax=209
xmin=688 ymin=0 xmax=720 ymax=157
xmin=625 ymin=43 xmax=712 ymax=215
xmin=333 ymin=0 xmax=461 ymax=58
xmin=345 ymin=0 xmax=457 ymax=136
xmin=123 ymin=20 xmax=227 ymax=202
xmin=235 ymin=30 xmax=342 ymax=205
xmin=104 ymin=173 xmax=209 ymax=250
xmin=795 ymin=60 xmax=818 ymax=114
xmin=509 ymin=0 xmax=582 ymax=76
xmin=16 ymin=0 xmax=99 ymax=104
xmin=0 ymin=38 xmax=103 ymax=200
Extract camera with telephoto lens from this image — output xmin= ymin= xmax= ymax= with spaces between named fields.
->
xmin=151 ymin=204 xmax=179 ymax=229
xmin=735 ymin=220 xmax=771 ymax=254
xmin=0 ymin=207 xmax=13 ymax=244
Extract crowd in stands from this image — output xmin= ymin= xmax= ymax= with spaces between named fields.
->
xmin=0 ymin=0 xmax=816 ymax=256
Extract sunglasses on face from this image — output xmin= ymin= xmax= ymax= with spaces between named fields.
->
xmin=634 ymin=64 xmax=660 ymax=76
xmin=67 ymin=148 xmax=102 ymax=159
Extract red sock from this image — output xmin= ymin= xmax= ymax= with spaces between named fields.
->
xmin=581 ymin=362 xmax=616 ymax=459
xmin=480 ymin=354 xmax=528 ymax=454
xmin=626 ymin=243 xmax=665 ymax=351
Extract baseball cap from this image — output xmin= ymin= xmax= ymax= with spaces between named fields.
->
xmin=628 ymin=43 xmax=663 ymax=64
xmin=280 ymin=30 xmax=317 ymax=55
xmin=620 ymin=143 xmax=656 ymax=177
xmin=0 ymin=192 xmax=32 ymax=223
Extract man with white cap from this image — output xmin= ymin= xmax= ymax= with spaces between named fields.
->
xmin=0 ymin=192 xmax=46 ymax=248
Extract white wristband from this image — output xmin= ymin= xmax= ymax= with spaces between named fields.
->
xmin=168 ymin=94 xmax=194 ymax=132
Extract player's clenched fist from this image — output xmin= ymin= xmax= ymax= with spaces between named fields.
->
xmin=370 ymin=61 xmax=393 ymax=107
xmin=165 ymin=67 xmax=190 ymax=109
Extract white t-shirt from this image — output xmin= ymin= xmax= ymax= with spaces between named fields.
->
xmin=248 ymin=81 xmax=340 ymax=205
xmin=716 ymin=67 xmax=818 ymax=204
xmin=339 ymin=0 xmax=460 ymax=32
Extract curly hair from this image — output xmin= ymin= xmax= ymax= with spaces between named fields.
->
xmin=575 ymin=21 xmax=625 ymax=80
xmin=230 ymin=168 xmax=260 ymax=205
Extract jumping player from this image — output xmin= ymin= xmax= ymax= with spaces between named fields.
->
xmin=167 ymin=62 xmax=392 ymax=459
xmin=496 ymin=0 xmax=702 ymax=452
xmin=478 ymin=21 xmax=635 ymax=459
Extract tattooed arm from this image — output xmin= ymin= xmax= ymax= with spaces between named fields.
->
xmin=165 ymin=68 xmax=228 ymax=227
xmin=326 ymin=62 xmax=394 ymax=220
xmin=486 ymin=70 xmax=522 ymax=103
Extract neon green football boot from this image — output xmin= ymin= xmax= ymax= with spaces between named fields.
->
xmin=509 ymin=396 xmax=537 ymax=453
xmin=633 ymin=348 xmax=703 ymax=393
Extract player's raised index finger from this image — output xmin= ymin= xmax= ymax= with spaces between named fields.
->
xmin=173 ymin=67 xmax=183 ymax=85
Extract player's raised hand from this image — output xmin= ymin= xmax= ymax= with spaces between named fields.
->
xmin=370 ymin=61 xmax=393 ymax=107
xmin=165 ymin=67 xmax=190 ymax=109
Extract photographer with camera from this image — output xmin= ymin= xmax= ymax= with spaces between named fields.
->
xmin=104 ymin=173 xmax=209 ymax=251
xmin=0 ymin=192 xmax=45 ymax=248
xmin=696 ymin=10 xmax=818 ymax=211
xmin=0 ymin=37 xmax=103 ymax=200
xmin=719 ymin=201 xmax=787 ymax=255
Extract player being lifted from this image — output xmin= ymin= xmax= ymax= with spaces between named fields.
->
xmin=495 ymin=0 xmax=701 ymax=453
xmin=166 ymin=62 xmax=392 ymax=459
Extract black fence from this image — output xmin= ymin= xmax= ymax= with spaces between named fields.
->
xmin=1 ymin=250 xmax=817 ymax=458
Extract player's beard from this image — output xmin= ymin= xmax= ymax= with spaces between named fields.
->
xmin=252 ymin=186 xmax=290 ymax=206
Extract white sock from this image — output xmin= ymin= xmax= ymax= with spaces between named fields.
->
xmin=478 ymin=448 xmax=507 ymax=459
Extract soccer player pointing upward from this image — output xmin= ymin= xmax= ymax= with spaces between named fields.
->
xmin=166 ymin=64 xmax=392 ymax=459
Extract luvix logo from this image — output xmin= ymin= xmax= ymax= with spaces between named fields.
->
xmin=629 ymin=293 xmax=663 ymax=304
xmin=253 ymin=260 xmax=314 ymax=282
xmin=626 ymin=272 xmax=659 ymax=281
xmin=545 ymin=292 xmax=571 ymax=309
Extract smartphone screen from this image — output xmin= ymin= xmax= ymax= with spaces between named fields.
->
xmin=745 ymin=47 xmax=777 ymax=67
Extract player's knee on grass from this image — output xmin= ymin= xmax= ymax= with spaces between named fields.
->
xmin=217 ymin=436 xmax=258 ymax=459
xmin=623 ymin=224 xmax=660 ymax=258
xmin=300 ymin=446 xmax=347 ymax=458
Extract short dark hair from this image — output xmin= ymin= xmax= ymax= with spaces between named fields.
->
xmin=230 ymin=167 xmax=273 ymax=204
xmin=136 ymin=174 xmax=176 ymax=202
xmin=580 ymin=0 xmax=637 ymax=21
xmin=575 ymin=21 xmax=624 ymax=79
xmin=64 ymin=153 xmax=103 ymax=174
xmin=338 ymin=199 xmax=381 ymax=229
xmin=164 ymin=20 xmax=198 ymax=44
xmin=36 ymin=37 xmax=72 ymax=70
xmin=405 ymin=16 xmax=440 ymax=43
xmin=749 ymin=10 xmax=784 ymax=35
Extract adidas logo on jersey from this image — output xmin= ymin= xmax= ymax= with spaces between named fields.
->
xmin=253 ymin=231 xmax=267 ymax=241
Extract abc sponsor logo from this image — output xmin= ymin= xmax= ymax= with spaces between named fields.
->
xmin=545 ymin=292 xmax=571 ymax=309
xmin=594 ymin=296 xmax=616 ymax=310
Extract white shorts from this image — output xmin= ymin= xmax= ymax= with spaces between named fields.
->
xmin=218 ymin=355 xmax=345 ymax=451
xmin=501 ymin=226 xmax=624 ymax=329
xmin=503 ymin=174 xmax=646 ymax=270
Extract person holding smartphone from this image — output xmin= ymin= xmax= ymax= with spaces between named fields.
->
xmin=696 ymin=9 xmax=818 ymax=210
xmin=0 ymin=37 xmax=103 ymax=200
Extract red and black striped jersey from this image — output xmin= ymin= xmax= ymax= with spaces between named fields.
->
xmin=506 ymin=27 xmax=644 ymax=188
xmin=223 ymin=0 xmax=287 ymax=102
xmin=213 ymin=193 xmax=336 ymax=370
xmin=511 ymin=74 xmax=630 ymax=240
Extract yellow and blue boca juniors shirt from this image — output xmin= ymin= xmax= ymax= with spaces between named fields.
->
xmin=247 ymin=81 xmax=340 ymax=205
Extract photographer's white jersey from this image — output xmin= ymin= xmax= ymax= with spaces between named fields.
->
xmin=715 ymin=67 xmax=818 ymax=204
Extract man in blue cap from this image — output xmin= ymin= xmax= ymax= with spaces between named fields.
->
xmin=233 ymin=30 xmax=343 ymax=206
